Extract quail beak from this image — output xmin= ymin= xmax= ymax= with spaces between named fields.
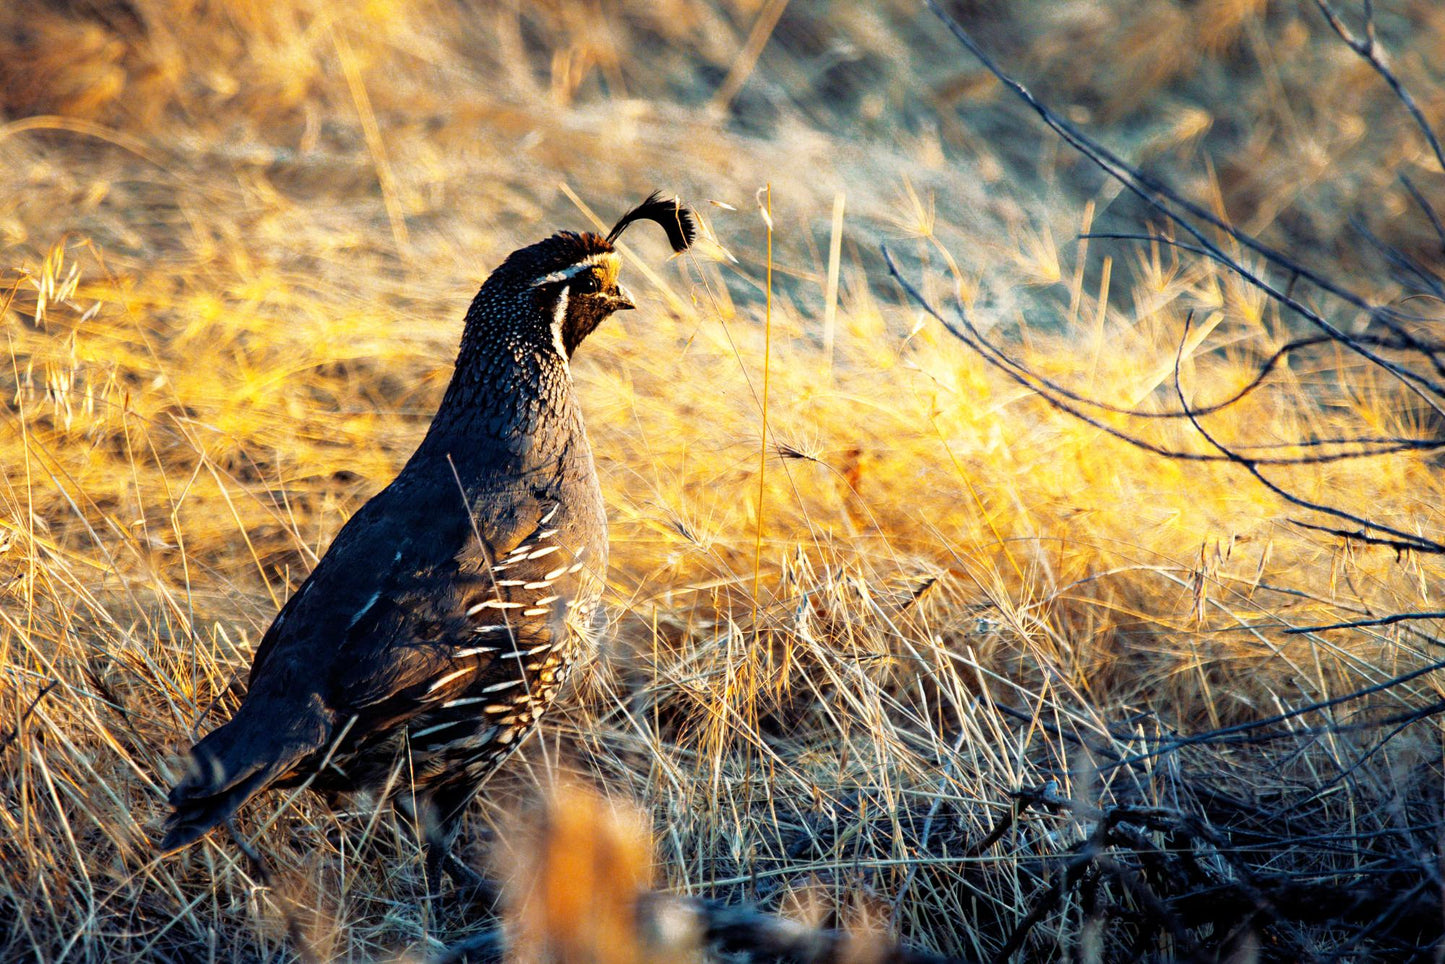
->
xmin=610 ymin=284 xmax=636 ymax=312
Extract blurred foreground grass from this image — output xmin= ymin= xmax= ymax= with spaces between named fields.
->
xmin=3 ymin=1 xmax=1445 ymax=960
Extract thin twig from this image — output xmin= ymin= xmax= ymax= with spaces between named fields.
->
xmin=883 ymin=246 xmax=1445 ymax=553
xmin=0 ymin=679 xmax=56 ymax=754
xmin=1399 ymin=174 xmax=1445 ymax=255
xmin=882 ymin=247 xmax=1442 ymax=470
xmin=1284 ymin=611 xmax=1445 ymax=634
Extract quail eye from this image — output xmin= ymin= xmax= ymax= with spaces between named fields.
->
xmin=572 ymin=273 xmax=601 ymax=295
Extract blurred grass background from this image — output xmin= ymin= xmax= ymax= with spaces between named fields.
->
xmin=2 ymin=0 xmax=1444 ymax=960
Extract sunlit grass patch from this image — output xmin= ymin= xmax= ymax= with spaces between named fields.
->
xmin=4 ymin=0 xmax=1445 ymax=960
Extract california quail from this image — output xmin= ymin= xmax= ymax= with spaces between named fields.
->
xmin=161 ymin=193 xmax=696 ymax=886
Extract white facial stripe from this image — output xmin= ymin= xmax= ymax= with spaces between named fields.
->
xmin=551 ymin=287 xmax=570 ymax=358
xmin=529 ymin=251 xmax=620 ymax=288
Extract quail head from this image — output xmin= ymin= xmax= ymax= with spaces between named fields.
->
xmin=161 ymin=193 xmax=696 ymax=889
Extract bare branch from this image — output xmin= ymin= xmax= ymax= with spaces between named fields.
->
xmin=1095 ymin=655 xmax=1445 ymax=772
xmin=1283 ymin=611 xmax=1445 ymax=634
xmin=886 ymin=245 xmax=1445 ymax=557
xmin=1312 ymin=0 xmax=1445 ymax=178
xmin=910 ymin=2 xmax=1445 ymax=556
xmin=921 ymin=0 xmax=1445 ymax=416
xmin=1167 ymin=312 xmax=1445 ymax=553
xmin=1400 ymin=174 xmax=1445 ymax=256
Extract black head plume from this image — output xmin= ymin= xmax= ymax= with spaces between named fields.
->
xmin=605 ymin=191 xmax=696 ymax=253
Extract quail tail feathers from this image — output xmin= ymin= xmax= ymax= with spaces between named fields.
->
xmin=160 ymin=695 xmax=331 ymax=853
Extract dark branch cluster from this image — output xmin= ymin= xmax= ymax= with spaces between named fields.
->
xmin=872 ymin=9 xmax=1445 ymax=957
xmin=893 ymin=0 xmax=1445 ymax=562
xmin=983 ymin=779 xmax=1444 ymax=962
xmin=971 ymin=663 xmax=1445 ymax=961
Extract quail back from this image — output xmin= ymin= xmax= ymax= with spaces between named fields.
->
xmin=160 ymin=194 xmax=696 ymax=876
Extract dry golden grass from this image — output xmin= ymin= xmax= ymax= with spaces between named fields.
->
xmin=3 ymin=0 xmax=1445 ymax=960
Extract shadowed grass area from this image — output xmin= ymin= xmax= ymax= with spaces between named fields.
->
xmin=3 ymin=1 xmax=1445 ymax=960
